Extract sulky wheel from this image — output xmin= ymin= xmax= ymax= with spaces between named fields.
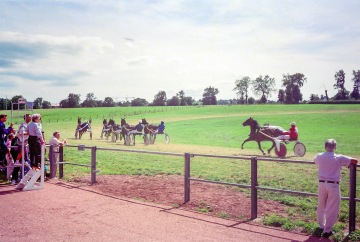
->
xmin=150 ymin=134 xmax=155 ymax=144
xmin=294 ymin=142 xmax=306 ymax=157
xmin=275 ymin=143 xmax=287 ymax=158
xmin=144 ymin=135 xmax=149 ymax=146
xmin=125 ymin=135 xmax=132 ymax=146
xmin=165 ymin=133 xmax=170 ymax=144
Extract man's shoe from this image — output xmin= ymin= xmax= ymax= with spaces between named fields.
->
xmin=322 ymin=231 xmax=333 ymax=238
xmin=312 ymin=227 xmax=323 ymax=237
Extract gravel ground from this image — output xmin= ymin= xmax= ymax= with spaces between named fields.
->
xmin=0 ymin=177 xmax=323 ymax=242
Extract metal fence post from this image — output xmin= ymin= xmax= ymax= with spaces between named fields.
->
xmin=349 ymin=163 xmax=357 ymax=233
xmin=251 ymin=156 xmax=258 ymax=220
xmin=184 ymin=153 xmax=191 ymax=204
xmin=91 ymin=146 xmax=97 ymax=184
xmin=59 ymin=146 xmax=64 ymax=179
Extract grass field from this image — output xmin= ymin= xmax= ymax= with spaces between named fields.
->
xmin=2 ymin=104 xmax=360 ymax=239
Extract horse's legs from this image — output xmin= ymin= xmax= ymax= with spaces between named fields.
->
xmin=241 ymin=138 xmax=251 ymax=149
xmin=267 ymin=140 xmax=276 ymax=154
xmin=257 ymin=141 xmax=266 ymax=155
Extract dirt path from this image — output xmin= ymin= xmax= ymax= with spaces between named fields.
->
xmin=0 ymin=179 xmax=323 ymax=242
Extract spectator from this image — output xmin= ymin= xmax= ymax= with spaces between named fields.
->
xmin=26 ymin=114 xmax=45 ymax=169
xmin=0 ymin=114 xmax=14 ymax=167
xmin=48 ymin=131 xmax=67 ymax=178
xmin=314 ymin=138 xmax=358 ymax=238
xmin=15 ymin=114 xmax=31 ymax=163
xmin=5 ymin=133 xmax=15 ymax=180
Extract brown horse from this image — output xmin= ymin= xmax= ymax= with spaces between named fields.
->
xmin=141 ymin=118 xmax=158 ymax=144
xmin=241 ymin=117 xmax=279 ymax=155
xmin=75 ymin=117 xmax=92 ymax=140
xmin=119 ymin=118 xmax=145 ymax=145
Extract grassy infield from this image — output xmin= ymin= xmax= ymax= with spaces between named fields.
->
xmin=2 ymin=104 xmax=360 ymax=240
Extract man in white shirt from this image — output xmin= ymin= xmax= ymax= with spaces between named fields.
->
xmin=49 ymin=131 xmax=66 ymax=178
xmin=314 ymin=138 xmax=358 ymax=238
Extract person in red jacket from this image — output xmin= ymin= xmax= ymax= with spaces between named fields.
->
xmin=277 ymin=122 xmax=298 ymax=141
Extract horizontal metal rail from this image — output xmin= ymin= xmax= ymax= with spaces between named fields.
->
xmin=59 ymin=145 xmax=358 ymax=233
xmin=189 ymin=177 xmax=251 ymax=189
xmin=192 ymin=152 xmax=312 ymax=164
xmin=56 ymin=162 xmax=91 ymax=167
xmin=67 ymin=145 xmax=183 ymax=157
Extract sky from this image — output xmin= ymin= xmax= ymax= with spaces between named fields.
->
xmin=0 ymin=0 xmax=360 ymax=104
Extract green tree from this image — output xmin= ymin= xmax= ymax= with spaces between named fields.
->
xmin=333 ymin=69 xmax=348 ymax=100
xmin=33 ymin=97 xmax=43 ymax=109
xmin=177 ymin=90 xmax=186 ymax=106
xmin=42 ymin=100 xmax=51 ymax=109
xmin=281 ymin=73 xmax=307 ymax=104
xmin=277 ymin=89 xmax=285 ymax=103
xmin=60 ymin=93 xmax=81 ymax=108
xmin=310 ymin=94 xmax=320 ymax=101
xmin=184 ymin=96 xmax=194 ymax=105
xmin=167 ymin=96 xmax=180 ymax=106
xmin=252 ymin=75 xmax=276 ymax=103
xmin=248 ymin=97 xmax=255 ymax=104
xmin=176 ymin=90 xmax=194 ymax=106
xmin=152 ymin=91 xmax=167 ymax=106
xmin=59 ymin=99 xmax=69 ymax=108
xmin=202 ymin=86 xmax=219 ymax=105
xmin=81 ymin=93 xmax=97 ymax=107
xmin=0 ymin=97 xmax=11 ymax=110
xmin=103 ymin=97 xmax=115 ymax=107
xmin=351 ymin=70 xmax=360 ymax=100
xmin=233 ymin=76 xmax=251 ymax=104
xmin=131 ymin=98 xmax=148 ymax=106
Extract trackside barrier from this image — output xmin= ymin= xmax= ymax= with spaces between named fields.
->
xmin=183 ymin=154 xmax=358 ymax=234
xmin=57 ymin=145 xmax=358 ymax=233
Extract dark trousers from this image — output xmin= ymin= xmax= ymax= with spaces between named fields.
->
xmin=28 ymin=136 xmax=41 ymax=167
xmin=0 ymin=141 xmax=7 ymax=163
xmin=11 ymin=167 xmax=20 ymax=181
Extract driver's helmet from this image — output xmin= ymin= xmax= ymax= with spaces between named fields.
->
xmin=290 ymin=122 xmax=296 ymax=126
xmin=139 ymin=120 xmax=142 ymax=124
xmin=161 ymin=121 xmax=164 ymax=124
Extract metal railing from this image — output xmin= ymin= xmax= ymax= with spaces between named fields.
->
xmin=55 ymin=145 xmax=358 ymax=233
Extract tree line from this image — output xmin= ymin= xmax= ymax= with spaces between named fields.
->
xmin=1 ymin=69 xmax=359 ymax=110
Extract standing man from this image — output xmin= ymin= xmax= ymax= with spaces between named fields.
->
xmin=48 ymin=131 xmax=66 ymax=178
xmin=0 ymin=114 xmax=14 ymax=165
xmin=314 ymin=138 xmax=358 ymax=238
xmin=26 ymin=114 xmax=45 ymax=169
xmin=16 ymin=113 xmax=32 ymax=161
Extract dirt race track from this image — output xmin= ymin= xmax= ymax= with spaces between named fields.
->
xmin=0 ymin=178 xmax=325 ymax=242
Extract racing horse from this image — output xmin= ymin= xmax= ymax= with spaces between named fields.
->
xmin=120 ymin=118 xmax=146 ymax=145
xmin=241 ymin=117 xmax=279 ymax=155
xmin=141 ymin=118 xmax=158 ymax=144
xmin=109 ymin=119 xmax=124 ymax=142
xmin=100 ymin=118 xmax=115 ymax=139
xmin=75 ymin=117 xmax=92 ymax=140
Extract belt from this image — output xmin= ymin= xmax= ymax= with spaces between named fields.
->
xmin=319 ymin=180 xmax=339 ymax=184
